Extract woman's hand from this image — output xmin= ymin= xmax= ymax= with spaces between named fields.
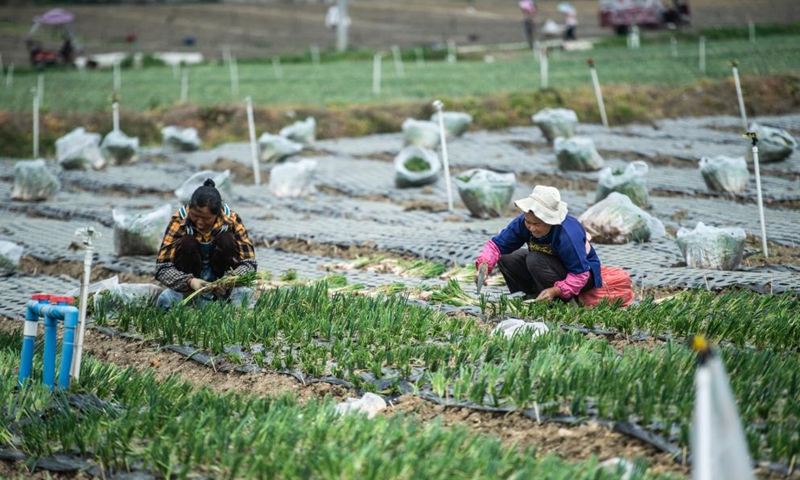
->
xmin=189 ymin=278 xmax=210 ymax=291
xmin=536 ymin=286 xmax=562 ymax=303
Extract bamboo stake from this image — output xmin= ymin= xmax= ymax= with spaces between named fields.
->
xmin=272 ymin=56 xmax=283 ymax=78
xmin=5 ymin=63 xmax=13 ymax=88
xmin=180 ymin=68 xmax=189 ymax=104
xmin=731 ymin=61 xmax=748 ymax=130
xmin=699 ymin=36 xmax=706 ymax=74
xmin=746 ymin=132 xmax=768 ymax=258
xmin=433 ymin=100 xmax=454 ymax=212
xmin=391 ymin=45 xmax=405 ymax=77
xmin=32 ymin=90 xmax=39 ymax=158
xmin=372 ymin=53 xmax=381 ymax=95
xmin=246 ymin=96 xmax=261 ymax=186
xmin=588 ymin=59 xmax=608 ymax=129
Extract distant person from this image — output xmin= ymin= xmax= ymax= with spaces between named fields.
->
xmin=518 ymin=0 xmax=538 ymax=49
xmin=563 ymin=4 xmax=578 ymax=40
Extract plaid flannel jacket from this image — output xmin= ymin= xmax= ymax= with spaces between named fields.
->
xmin=155 ymin=204 xmax=257 ymax=292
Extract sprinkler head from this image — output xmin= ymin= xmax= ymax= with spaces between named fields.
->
xmin=586 ymin=58 xmax=595 ymax=68
xmin=730 ymin=59 xmax=739 ymax=68
xmin=743 ymin=131 xmax=760 ymax=146
xmin=432 ymin=100 xmax=444 ymax=110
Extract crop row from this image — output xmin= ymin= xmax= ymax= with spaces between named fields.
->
xmin=96 ymin=282 xmax=800 ymax=463
xmin=486 ymin=288 xmax=800 ymax=351
xmin=0 ymin=330 xmax=664 ymax=480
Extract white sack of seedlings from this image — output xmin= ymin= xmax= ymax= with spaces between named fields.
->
xmin=174 ymin=170 xmax=233 ymax=204
xmin=699 ymin=156 xmax=749 ymax=193
xmin=279 ymin=117 xmax=316 ymax=144
xmin=554 ymin=136 xmax=605 ymax=171
xmin=112 ymin=204 xmax=173 ymax=257
xmin=455 ymin=168 xmax=517 ymax=219
xmin=394 ymin=146 xmax=441 ymax=188
xmin=532 ymin=108 xmax=578 ymax=144
xmin=64 ymin=275 xmax=160 ymax=314
xmin=269 ymin=159 xmax=317 ymax=198
xmin=596 ymin=161 xmax=650 ymax=208
xmin=101 ymin=130 xmax=139 ymax=165
xmin=334 ymin=392 xmax=387 ymax=419
xmin=402 ymin=118 xmax=441 ymax=150
xmin=430 ymin=111 xmax=473 ymax=139
xmin=258 ymin=133 xmax=304 ymax=163
xmin=579 ymin=192 xmax=665 ymax=244
xmin=676 ymin=222 xmax=746 ymax=271
xmin=12 ymin=159 xmax=60 ymax=201
xmin=745 ymin=122 xmax=797 ymax=163
xmin=0 ymin=240 xmax=24 ymax=275
xmin=56 ymin=128 xmax=106 ymax=170
xmin=492 ymin=319 xmax=549 ymax=339
xmin=161 ymin=126 xmax=202 ymax=152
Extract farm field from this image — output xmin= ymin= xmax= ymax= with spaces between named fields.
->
xmin=1 ymin=2 xmax=800 ymax=479
xmin=1 ymin=35 xmax=799 ymax=114
xmin=1 ymin=108 xmax=800 ymax=477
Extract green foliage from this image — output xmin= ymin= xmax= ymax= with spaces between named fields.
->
xmin=2 ymin=35 xmax=798 ymax=115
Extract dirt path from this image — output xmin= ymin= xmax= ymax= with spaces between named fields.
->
xmin=2 ymin=0 xmax=797 ymax=66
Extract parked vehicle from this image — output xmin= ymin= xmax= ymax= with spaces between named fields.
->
xmin=599 ymin=0 xmax=690 ymax=35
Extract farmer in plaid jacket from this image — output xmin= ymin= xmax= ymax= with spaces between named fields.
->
xmin=155 ymin=178 xmax=257 ymax=309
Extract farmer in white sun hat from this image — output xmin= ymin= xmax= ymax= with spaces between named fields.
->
xmin=474 ymin=185 xmax=602 ymax=302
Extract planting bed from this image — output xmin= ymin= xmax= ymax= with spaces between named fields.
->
xmin=1 ymin=112 xmax=799 ymax=479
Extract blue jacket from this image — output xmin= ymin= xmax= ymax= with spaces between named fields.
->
xmin=492 ymin=214 xmax=602 ymax=288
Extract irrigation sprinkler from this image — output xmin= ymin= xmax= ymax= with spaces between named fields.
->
xmin=745 ymin=131 xmax=768 ymax=257
xmin=113 ymin=60 xmax=121 ymax=91
xmin=372 ymin=53 xmax=382 ymax=95
xmin=32 ymin=88 xmax=39 ymax=158
xmin=587 ymin=59 xmax=608 ymax=129
xmin=180 ymin=68 xmax=189 ymax=104
xmin=540 ymin=45 xmax=549 ymax=89
xmin=272 ymin=56 xmax=283 ymax=79
xmin=245 ymin=96 xmax=261 ymax=186
xmin=447 ymin=39 xmax=457 ymax=63
xmin=670 ymin=35 xmax=678 ymax=58
xmin=37 ymin=73 xmax=43 ymax=103
xmin=310 ymin=44 xmax=321 ymax=67
xmin=230 ymin=56 xmax=240 ymax=98
xmin=391 ymin=45 xmax=405 ymax=77
xmin=19 ymin=295 xmax=78 ymax=391
xmin=699 ymin=36 xmax=706 ymax=74
xmin=433 ymin=100 xmax=454 ymax=212
xmin=5 ymin=63 xmax=13 ymax=88
xmin=71 ymin=226 xmax=99 ymax=381
xmin=731 ymin=61 xmax=748 ymax=130
xmin=415 ymin=47 xmax=425 ymax=66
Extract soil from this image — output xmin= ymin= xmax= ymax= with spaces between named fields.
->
xmin=0 ymin=317 xmax=690 ymax=477
xmin=651 ymin=188 xmax=800 ymax=210
xmin=200 ymin=156 xmax=269 ymax=185
xmin=517 ymin=171 xmax=597 ymax=193
xmin=598 ymin=150 xmax=696 ymax=168
xmin=17 ymin=255 xmax=156 ymax=285
xmin=269 ymin=237 xmax=417 ymax=261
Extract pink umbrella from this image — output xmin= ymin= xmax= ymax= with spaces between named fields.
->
xmin=34 ymin=9 xmax=75 ymax=25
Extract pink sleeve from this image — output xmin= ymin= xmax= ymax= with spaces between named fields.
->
xmin=555 ymin=271 xmax=591 ymax=299
xmin=476 ymin=240 xmax=502 ymax=274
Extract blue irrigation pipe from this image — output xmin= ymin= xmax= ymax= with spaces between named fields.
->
xmin=18 ymin=294 xmax=50 ymax=388
xmin=22 ymin=296 xmax=79 ymax=391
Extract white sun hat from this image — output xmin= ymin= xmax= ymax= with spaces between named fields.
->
xmin=514 ymin=185 xmax=568 ymax=225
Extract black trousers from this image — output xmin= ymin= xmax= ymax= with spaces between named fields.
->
xmin=497 ymin=248 xmax=593 ymax=297
xmin=173 ymin=231 xmax=240 ymax=280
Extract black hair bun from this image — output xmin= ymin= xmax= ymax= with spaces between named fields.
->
xmin=203 ymin=178 xmax=216 ymax=188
